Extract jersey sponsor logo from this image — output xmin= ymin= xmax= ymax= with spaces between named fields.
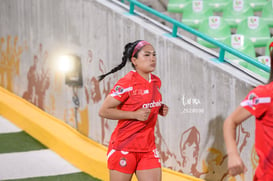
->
xmin=142 ymin=100 xmax=162 ymax=109
xmin=241 ymin=93 xmax=271 ymax=110
xmin=132 ymin=89 xmax=149 ymax=95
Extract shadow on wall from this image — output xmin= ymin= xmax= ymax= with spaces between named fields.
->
xmin=203 ymin=115 xmax=228 ymax=181
xmin=203 ymin=115 xmax=250 ymax=181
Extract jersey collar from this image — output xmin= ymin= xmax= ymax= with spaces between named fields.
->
xmin=132 ymin=70 xmax=152 ymax=83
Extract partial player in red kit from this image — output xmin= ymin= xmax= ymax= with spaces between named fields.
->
xmin=98 ymin=40 xmax=168 ymax=181
xmin=223 ymin=41 xmax=273 ymax=181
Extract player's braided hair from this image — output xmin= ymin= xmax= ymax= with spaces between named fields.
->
xmin=98 ymin=40 xmax=142 ymax=81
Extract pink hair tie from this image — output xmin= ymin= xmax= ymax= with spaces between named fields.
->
xmin=132 ymin=40 xmax=151 ymax=57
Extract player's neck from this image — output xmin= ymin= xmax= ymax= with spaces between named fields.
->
xmin=136 ymin=70 xmax=151 ymax=82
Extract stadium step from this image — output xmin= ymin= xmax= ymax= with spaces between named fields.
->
xmin=0 ymin=116 xmax=100 ymax=181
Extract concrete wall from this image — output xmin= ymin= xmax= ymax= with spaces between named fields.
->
xmin=0 ymin=0 xmax=263 ymax=180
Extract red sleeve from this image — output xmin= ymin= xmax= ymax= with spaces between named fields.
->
xmin=240 ymin=86 xmax=271 ymax=118
xmin=109 ymin=77 xmax=132 ymax=102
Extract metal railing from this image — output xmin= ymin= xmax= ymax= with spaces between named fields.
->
xmin=125 ymin=0 xmax=270 ymax=73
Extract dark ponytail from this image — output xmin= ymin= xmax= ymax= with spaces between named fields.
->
xmin=98 ymin=40 xmax=142 ymax=81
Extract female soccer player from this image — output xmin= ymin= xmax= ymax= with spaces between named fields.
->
xmin=98 ymin=40 xmax=168 ymax=181
xmin=223 ymin=41 xmax=273 ymax=180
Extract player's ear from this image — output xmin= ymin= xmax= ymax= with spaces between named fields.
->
xmin=131 ymin=57 xmax=137 ymax=66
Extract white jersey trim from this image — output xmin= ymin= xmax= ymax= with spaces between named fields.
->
xmin=241 ymin=97 xmax=271 ymax=107
xmin=107 ymin=149 xmax=116 ymax=160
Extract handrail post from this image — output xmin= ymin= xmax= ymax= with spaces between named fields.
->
xmin=129 ymin=1 xmax=135 ymax=14
xmin=219 ymin=48 xmax=225 ymax=62
xmin=172 ymin=25 xmax=177 ymax=37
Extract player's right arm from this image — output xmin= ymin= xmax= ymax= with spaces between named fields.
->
xmin=99 ymin=95 xmax=151 ymax=121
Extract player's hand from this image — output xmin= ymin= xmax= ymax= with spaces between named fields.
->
xmin=159 ymin=104 xmax=168 ymax=116
xmin=227 ymin=152 xmax=247 ymax=177
xmin=135 ymin=108 xmax=151 ymax=121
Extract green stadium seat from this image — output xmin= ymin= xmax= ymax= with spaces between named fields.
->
xmin=208 ymin=0 xmax=231 ymax=13
xmin=236 ymin=16 xmax=271 ymax=47
xmin=225 ymin=34 xmax=256 ymax=62
xmin=247 ymin=55 xmax=270 ymax=79
xmin=225 ymin=34 xmax=269 ymax=79
xmin=167 ymin=0 xmax=190 ymax=13
xmin=181 ymin=0 xmax=213 ymax=29
xmin=265 ymin=37 xmax=273 ymax=56
xmin=261 ymin=0 xmax=273 ymax=28
xmin=248 ymin=0 xmax=268 ymax=12
xmin=257 ymin=56 xmax=271 ymax=67
xmin=250 ymin=34 xmax=273 ymax=79
xmin=222 ymin=0 xmax=254 ymax=28
xmin=197 ymin=16 xmax=231 ymax=48
xmin=247 ymin=35 xmax=272 ymax=79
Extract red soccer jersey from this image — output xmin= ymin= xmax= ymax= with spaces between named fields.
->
xmin=108 ymin=70 xmax=162 ymax=152
xmin=240 ymin=82 xmax=273 ymax=179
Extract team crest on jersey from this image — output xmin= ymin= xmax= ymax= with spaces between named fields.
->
xmin=111 ymin=86 xmax=133 ymax=97
xmin=241 ymin=92 xmax=271 ymax=110
xmin=115 ymin=85 xmax=124 ymax=93
xmin=119 ymin=157 xmax=127 ymax=167
xmin=112 ymin=85 xmax=124 ymax=97
xmin=247 ymin=93 xmax=259 ymax=109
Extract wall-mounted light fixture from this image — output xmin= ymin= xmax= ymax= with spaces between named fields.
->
xmin=57 ymin=54 xmax=83 ymax=130
xmin=58 ymin=54 xmax=83 ymax=87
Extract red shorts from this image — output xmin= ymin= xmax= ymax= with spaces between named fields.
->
xmin=254 ymin=173 xmax=273 ymax=181
xmin=107 ymin=148 xmax=161 ymax=174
